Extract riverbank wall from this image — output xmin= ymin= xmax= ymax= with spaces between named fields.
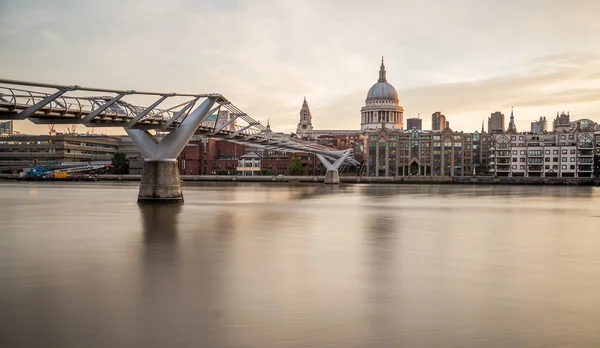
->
xmin=2 ymin=173 xmax=599 ymax=185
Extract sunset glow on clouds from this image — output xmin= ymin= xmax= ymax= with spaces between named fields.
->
xmin=1 ymin=0 xmax=599 ymax=134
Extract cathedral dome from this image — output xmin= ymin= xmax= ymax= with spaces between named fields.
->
xmin=365 ymin=57 xmax=399 ymax=103
xmin=366 ymin=82 xmax=399 ymax=102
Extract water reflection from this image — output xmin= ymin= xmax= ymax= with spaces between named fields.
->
xmin=1 ymin=183 xmax=600 ymax=348
xmin=363 ymin=210 xmax=400 ymax=344
xmin=141 ymin=204 xmax=180 ymax=244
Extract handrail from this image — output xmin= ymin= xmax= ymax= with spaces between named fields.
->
xmin=0 ymin=79 xmax=357 ymax=164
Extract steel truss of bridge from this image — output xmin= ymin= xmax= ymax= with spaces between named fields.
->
xmin=0 ymin=79 xmax=355 ymax=202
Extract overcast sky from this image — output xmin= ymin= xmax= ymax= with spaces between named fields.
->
xmin=1 ymin=0 xmax=599 ymax=134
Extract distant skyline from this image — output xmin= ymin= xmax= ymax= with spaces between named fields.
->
xmin=1 ymin=0 xmax=599 ymax=134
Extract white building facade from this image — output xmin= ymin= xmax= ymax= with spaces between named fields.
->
xmin=360 ymin=58 xmax=404 ymax=131
xmin=489 ymin=129 xmax=595 ymax=177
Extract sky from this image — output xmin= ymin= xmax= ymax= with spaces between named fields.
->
xmin=1 ymin=0 xmax=599 ymax=135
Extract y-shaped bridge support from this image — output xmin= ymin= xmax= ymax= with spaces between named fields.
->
xmin=316 ymin=151 xmax=351 ymax=184
xmin=125 ymin=97 xmax=217 ymax=204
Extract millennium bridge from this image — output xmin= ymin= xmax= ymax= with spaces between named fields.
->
xmin=0 ymin=79 xmax=355 ymax=203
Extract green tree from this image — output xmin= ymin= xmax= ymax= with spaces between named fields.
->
xmin=110 ymin=152 xmax=130 ymax=174
xmin=287 ymin=157 xmax=304 ymax=176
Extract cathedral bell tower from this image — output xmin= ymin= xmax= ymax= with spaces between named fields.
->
xmin=296 ymin=96 xmax=313 ymax=137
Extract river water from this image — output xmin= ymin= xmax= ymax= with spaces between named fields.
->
xmin=0 ymin=182 xmax=599 ymax=348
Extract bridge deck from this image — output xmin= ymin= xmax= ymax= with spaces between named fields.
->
xmin=0 ymin=79 xmax=358 ymax=163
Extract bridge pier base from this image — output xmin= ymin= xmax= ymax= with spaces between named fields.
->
xmin=125 ymin=96 xmax=218 ymax=205
xmin=316 ymin=151 xmax=350 ymax=185
xmin=324 ymin=169 xmax=340 ymax=184
xmin=138 ymin=160 xmax=183 ymax=204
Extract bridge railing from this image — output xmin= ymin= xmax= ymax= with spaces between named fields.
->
xmin=0 ymin=79 xmax=358 ymax=164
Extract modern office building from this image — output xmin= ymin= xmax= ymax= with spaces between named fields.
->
xmin=0 ymin=134 xmax=118 ymax=172
xmin=0 ymin=121 xmax=13 ymax=135
xmin=488 ymin=112 xmax=505 ymax=134
xmin=117 ymin=135 xmax=144 ymax=174
xmin=431 ymin=112 xmax=446 ymax=131
xmin=406 ymin=117 xmax=422 ymax=130
xmin=531 ymin=117 xmax=548 ymax=133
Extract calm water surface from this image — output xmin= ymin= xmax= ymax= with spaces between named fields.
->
xmin=1 ymin=182 xmax=599 ymax=348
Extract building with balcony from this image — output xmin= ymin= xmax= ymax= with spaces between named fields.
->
xmin=489 ymin=128 xmax=596 ymax=177
xmin=237 ymin=152 xmax=261 ymax=176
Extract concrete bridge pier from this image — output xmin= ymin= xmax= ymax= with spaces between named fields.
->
xmin=324 ymin=168 xmax=340 ymax=184
xmin=137 ymin=160 xmax=183 ymax=204
xmin=316 ymin=151 xmax=351 ymax=185
xmin=126 ymin=97 xmax=217 ymax=204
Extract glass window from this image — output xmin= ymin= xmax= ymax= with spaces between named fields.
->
xmin=570 ymin=165 xmax=575 ymax=170
xmin=545 ymin=150 xmax=550 ymax=155
xmin=512 ymin=150 xmax=517 ymax=155
xmin=512 ymin=158 xmax=517 ymax=162
xmin=561 ymin=135 xmax=566 ymax=140
xmin=569 ymin=135 xmax=574 ymax=140
xmin=570 ymin=157 xmax=575 ymax=162
xmin=570 ymin=149 xmax=575 ymax=154
xmin=520 ymin=150 xmax=525 ymax=155
xmin=553 ymin=150 xmax=559 ymax=154
xmin=512 ymin=165 xmax=517 ymax=169
xmin=562 ymin=149 xmax=567 ymax=154
xmin=562 ymin=157 xmax=567 ymax=162
xmin=562 ymin=165 xmax=567 ymax=170
xmin=511 ymin=136 xmax=516 ymax=141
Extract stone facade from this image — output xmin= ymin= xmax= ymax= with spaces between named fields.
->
xmin=296 ymin=97 xmax=313 ymax=137
xmin=365 ymin=127 xmax=491 ymax=177
xmin=360 ymin=58 xmax=404 ymax=131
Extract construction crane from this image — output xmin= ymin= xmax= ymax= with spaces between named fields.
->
xmin=66 ymin=124 xmax=78 ymax=134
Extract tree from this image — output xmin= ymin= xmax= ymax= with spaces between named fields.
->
xmin=287 ymin=157 xmax=304 ymax=176
xmin=110 ymin=152 xmax=129 ymax=174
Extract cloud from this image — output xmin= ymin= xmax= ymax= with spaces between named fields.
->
xmin=41 ymin=29 xmax=60 ymax=41
xmin=313 ymin=53 xmax=600 ymax=132
xmin=1 ymin=0 xmax=600 ymax=135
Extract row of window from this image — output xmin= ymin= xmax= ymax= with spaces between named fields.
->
xmin=511 ymin=149 xmax=577 ymax=155
xmin=511 ymin=164 xmax=583 ymax=171
xmin=511 ymin=157 xmax=577 ymax=163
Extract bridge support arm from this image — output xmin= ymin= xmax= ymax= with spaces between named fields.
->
xmin=316 ymin=150 xmax=351 ymax=185
xmin=125 ymin=96 xmax=217 ymax=204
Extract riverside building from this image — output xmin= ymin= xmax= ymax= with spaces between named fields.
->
xmin=0 ymin=134 xmax=118 ymax=172
xmin=489 ymin=126 xmax=596 ymax=177
xmin=365 ymin=128 xmax=491 ymax=176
